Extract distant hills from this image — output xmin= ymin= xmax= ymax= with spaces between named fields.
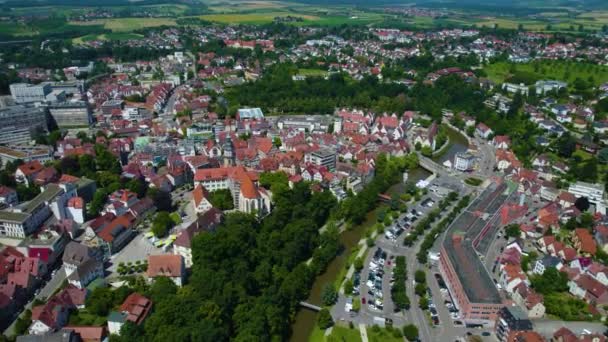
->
xmin=1 ymin=0 xmax=203 ymax=7
xmin=287 ymin=0 xmax=608 ymax=10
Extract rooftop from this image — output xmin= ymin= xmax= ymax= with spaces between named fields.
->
xmin=442 ymin=182 xmax=512 ymax=304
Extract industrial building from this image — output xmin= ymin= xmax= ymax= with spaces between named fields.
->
xmin=439 ymin=182 xmax=514 ymax=327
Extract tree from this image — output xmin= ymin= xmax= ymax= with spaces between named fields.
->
xmin=147 ymin=188 xmax=173 ymax=212
xmin=421 ymin=146 xmax=433 ymax=157
xmin=86 ymin=287 xmax=115 ymax=316
xmin=530 ymin=267 xmax=568 ymax=294
xmin=152 ymin=211 xmax=174 ymax=238
xmin=504 ymin=224 xmax=521 ymax=239
xmin=321 ymin=284 xmax=338 ymax=306
xmin=317 ymin=308 xmax=333 ymax=329
xmin=598 ymin=148 xmax=608 ymax=164
xmin=556 ymin=133 xmax=576 ymax=158
xmin=418 ymin=296 xmax=429 ymax=310
xmin=575 ymin=197 xmax=590 ymax=212
xmin=208 ymin=189 xmax=235 ymax=210
xmin=149 ymin=276 xmax=178 ymax=302
xmin=414 ymin=270 xmax=426 ymax=284
xmin=403 ymin=324 xmax=419 ymax=341
xmin=344 ymin=279 xmax=353 ymax=295
xmin=354 ymin=257 xmax=364 ymax=271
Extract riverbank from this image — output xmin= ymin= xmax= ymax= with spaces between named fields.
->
xmin=290 ymin=169 xmax=431 ymax=342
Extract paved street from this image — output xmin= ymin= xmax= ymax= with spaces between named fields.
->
xmin=107 ymin=234 xmax=165 ymax=276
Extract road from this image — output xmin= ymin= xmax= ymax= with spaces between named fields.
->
xmin=3 ymin=265 xmax=67 ymax=337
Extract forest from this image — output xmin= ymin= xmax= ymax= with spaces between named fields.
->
xmin=112 ymin=180 xmax=338 ymax=341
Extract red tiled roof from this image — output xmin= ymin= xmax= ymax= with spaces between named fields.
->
xmin=67 ymin=197 xmax=84 ymax=209
xmin=119 ymin=293 xmax=152 ymax=325
xmin=147 ymin=254 xmax=183 ymax=278
xmin=17 ymin=160 xmax=44 ymax=176
xmin=64 ymin=326 xmax=107 ymax=342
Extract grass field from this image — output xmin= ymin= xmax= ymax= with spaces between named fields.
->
xmin=366 ymin=327 xmax=403 ymax=342
xmin=70 ymin=18 xmax=177 ymax=32
xmin=483 ymin=60 xmax=608 ymax=87
xmin=200 ymin=12 xmax=318 ymax=24
xmin=73 ymin=32 xmax=145 ymax=44
xmin=298 ymin=69 xmax=328 ymax=77
xmin=309 ymin=325 xmax=362 ymax=342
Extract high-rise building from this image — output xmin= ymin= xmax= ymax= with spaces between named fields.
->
xmin=0 ymin=105 xmax=47 ymax=145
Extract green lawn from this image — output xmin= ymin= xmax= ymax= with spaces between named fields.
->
xmin=68 ymin=310 xmax=107 ymax=326
xmin=366 ymin=326 xmax=403 ymax=342
xmin=483 ymin=60 xmax=608 ymax=87
xmin=298 ymin=68 xmax=329 ymax=77
xmin=73 ymin=32 xmax=144 ymax=44
xmin=309 ymin=325 xmax=362 ymax=342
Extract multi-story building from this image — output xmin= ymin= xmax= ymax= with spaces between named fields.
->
xmin=101 ymin=99 xmax=124 ymax=116
xmin=568 ymin=181 xmax=604 ymax=204
xmin=495 ymin=306 xmax=533 ymax=342
xmin=535 ymin=80 xmax=567 ymax=95
xmin=194 ymin=166 xmax=271 ymax=215
xmin=9 ymin=83 xmax=51 ymax=103
xmin=305 ymin=148 xmax=337 ymax=171
xmin=0 ymin=145 xmax=53 ymax=165
xmin=439 ymin=183 xmax=511 ymax=327
xmin=454 ymin=152 xmax=476 ymax=172
xmin=0 ymin=105 xmax=48 ymax=145
xmin=48 ymin=101 xmax=92 ymax=127
xmin=0 ymin=183 xmax=76 ymax=238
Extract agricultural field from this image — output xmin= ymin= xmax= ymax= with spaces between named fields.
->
xmin=200 ymin=12 xmax=318 ymax=25
xmin=69 ymin=18 xmax=177 ymax=32
xmin=200 ymin=8 xmax=383 ymax=26
xmin=206 ymin=0 xmax=292 ymax=13
xmin=483 ymin=60 xmax=608 ymax=87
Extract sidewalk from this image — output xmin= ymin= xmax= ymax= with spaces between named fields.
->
xmin=359 ymin=324 xmax=369 ymax=342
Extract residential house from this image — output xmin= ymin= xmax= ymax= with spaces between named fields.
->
xmin=147 ymin=254 xmax=185 ymax=287
xmin=511 ymin=284 xmax=545 ymax=319
xmin=66 ymin=258 xmax=104 ymax=289
xmin=15 ymin=161 xmax=44 ymax=187
xmin=191 ymin=184 xmax=213 ymax=214
xmin=568 ymin=274 xmax=608 ymax=305
xmin=62 ymin=242 xmax=101 ymax=276
xmin=533 ymin=256 xmax=562 ymax=275
xmin=29 ymin=285 xmax=87 ymax=335
xmin=476 ymin=123 xmax=493 ymax=139
xmin=173 ymin=208 xmax=222 ymax=268
xmin=572 ymin=228 xmax=597 ymax=256
xmin=107 ymin=293 xmax=152 ymax=336
xmin=0 ymin=186 xmax=18 ymax=207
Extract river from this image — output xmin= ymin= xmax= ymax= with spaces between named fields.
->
xmin=432 ymin=126 xmax=470 ymax=165
xmin=290 ymin=128 xmax=469 ymax=341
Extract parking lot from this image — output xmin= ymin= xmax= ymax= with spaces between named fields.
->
xmin=340 ymin=188 xmax=447 ymax=324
